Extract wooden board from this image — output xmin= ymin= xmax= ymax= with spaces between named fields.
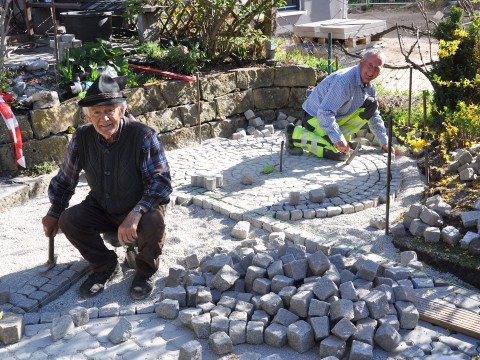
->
xmin=294 ymin=19 xmax=386 ymax=40
xmin=415 ymin=296 xmax=480 ymax=339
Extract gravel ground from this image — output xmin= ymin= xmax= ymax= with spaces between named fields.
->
xmin=0 ymin=152 xmax=472 ymax=317
xmin=0 ymin=174 xmax=274 ymax=313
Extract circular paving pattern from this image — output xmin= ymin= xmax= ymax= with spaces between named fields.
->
xmin=167 ymin=134 xmax=401 ymax=220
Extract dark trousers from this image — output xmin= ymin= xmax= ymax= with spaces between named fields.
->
xmin=59 ymin=198 xmax=167 ymax=277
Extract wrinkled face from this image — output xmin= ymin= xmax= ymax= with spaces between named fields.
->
xmin=85 ymin=104 xmax=124 ymax=143
xmin=359 ymin=54 xmax=384 ymax=84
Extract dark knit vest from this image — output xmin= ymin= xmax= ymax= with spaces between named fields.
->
xmin=76 ymin=117 xmax=151 ymax=216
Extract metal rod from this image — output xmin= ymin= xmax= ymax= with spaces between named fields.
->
xmin=51 ymin=0 xmax=60 ymax=92
xmin=48 ymin=234 xmax=55 ymax=264
xmin=423 ymin=91 xmax=429 ymax=184
xmin=335 ymin=56 xmax=339 ymax=71
xmin=328 ymin=32 xmax=332 ymax=74
xmin=385 ymin=115 xmax=393 ymax=236
xmin=408 ymin=67 xmax=413 ymax=127
xmin=128 ymin=64 xmax=194 ymax=82
xmin=280 ymin=140 xmax=284 ymax=172
xmin=196 ymin=72 xmax=202 ymax=144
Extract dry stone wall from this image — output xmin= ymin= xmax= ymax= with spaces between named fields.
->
xmin=0 ymin=65 xmax=317 ymax=174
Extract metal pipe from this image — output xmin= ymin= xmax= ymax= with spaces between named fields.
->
xmin=196 ymin=72 xmax=202 ymax=144
xmin=51 ymin=0 xmax=60 ymax=91
xmin=48 ymin=234 xmax=55 ymax=264
xmin=385 ymin=114 xmax=393 ymax=236
xmin=328 ymin=32 xmax=332 ymax=74
xmin=128 ymin=63 xmax=194 ymax=82
xmin=280 ymin=140 xmax=284 ymax=172
xmin=423 ymin=91 xmax=429 ymax=184
xmin=408 ymin=67 xmax=413 ymax=127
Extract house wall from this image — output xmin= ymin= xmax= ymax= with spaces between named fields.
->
xmin=276 ymin=0 xmax=348 ymax=34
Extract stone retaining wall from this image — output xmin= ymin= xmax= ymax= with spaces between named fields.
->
xmin=0 ymin=65 xmax=318 ymax=174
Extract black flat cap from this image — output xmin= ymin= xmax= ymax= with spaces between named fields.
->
xmin=78 ymin=74 xmax=127 ymax=107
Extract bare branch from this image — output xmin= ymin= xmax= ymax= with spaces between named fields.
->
xmin=0 ymin=1 xmax=13 ymax=75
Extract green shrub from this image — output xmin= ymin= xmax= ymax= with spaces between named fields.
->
xmin=20 ymin=161 xmax=58 ymax=177
xmin=136 ymin=41 xmax=201 ymax=75
xmin=59 ymin=40 xmax=129 ymax=82
xmin=276 ymin=48 xmax=333 ymax=74
xmin=431 ymin=7 xmax=480 ymax=116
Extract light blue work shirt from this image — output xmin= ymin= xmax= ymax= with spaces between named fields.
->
xmin=302 ymin=65 xmax=388 ymax=146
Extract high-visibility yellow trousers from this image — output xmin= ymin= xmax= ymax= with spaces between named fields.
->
xmin=292 ymin=108 xmax=369 ymax=158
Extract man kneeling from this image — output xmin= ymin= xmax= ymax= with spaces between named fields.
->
xmin=286 ymin=49 xmax=398 ymax=160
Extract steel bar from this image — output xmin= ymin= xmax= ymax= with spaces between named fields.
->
xmin=385 ymin=115 xmax=393 ymax=235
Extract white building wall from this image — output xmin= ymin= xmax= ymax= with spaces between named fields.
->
xmin=276 ymin=0 xmax=348 ymax=34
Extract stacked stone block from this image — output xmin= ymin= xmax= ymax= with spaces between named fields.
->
xmin=49 ymin=34 xmax=83 ymax=61
xmin=231 ymin=109 xmax=276 ymax=140
xmin=447 ymin=149 xmax=479 ymax=181
xmin=395 ymin=194 xmax=480 ymax=254
xmin=153 ymin=230 xmax=423 ymax=357
xmin=271 ymin=170 xmax=401 ymax=220
xmin=191 ymin=173 xmax=224 ymax=191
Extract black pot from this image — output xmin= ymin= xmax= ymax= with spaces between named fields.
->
xmin=61 ymin=11 xmax=113 ymax=42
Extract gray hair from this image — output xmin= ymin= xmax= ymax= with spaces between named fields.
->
xmin=362 ymin=48 xmax=386 ymax=64
xmin=82 ymin=100 xmax=127 ymax=117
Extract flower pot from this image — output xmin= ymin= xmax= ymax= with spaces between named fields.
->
xmin=61 ymin=11 xmax=113 ymax=42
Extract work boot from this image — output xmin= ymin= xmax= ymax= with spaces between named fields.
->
xmin=130 ymin=272 xmax=154 ymax=300
xmin=324 ymin=148 xmax=349 ymax=161
xmin=285 ymin=123 xmax=303 ymax=155
xmin=79 ymin=262 xmax=123 ymax=298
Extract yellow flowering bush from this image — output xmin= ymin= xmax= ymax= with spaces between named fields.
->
xmin=438 ymin=39 xmax=461 ymax=58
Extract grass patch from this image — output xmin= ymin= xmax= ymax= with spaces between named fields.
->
xmin=19 ymin=162 xmax=58 ymax=177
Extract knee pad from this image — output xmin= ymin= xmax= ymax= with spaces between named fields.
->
xmin=359 ymin=96 xmax=378 ymax=119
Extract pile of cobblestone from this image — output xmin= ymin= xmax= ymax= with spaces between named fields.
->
xmin=232 ymin=109 xmax=293 ymax=140
xmin=155 ymin=222 xmax=421 ymax=358
xmin=392 ymin=194 xmax=480 ymax=255
xmin=448 ymin=149 xmax=479 ymax=182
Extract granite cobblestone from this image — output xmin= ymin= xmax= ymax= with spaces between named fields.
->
xmin=1 ymin=133 xmax=480 ymax=359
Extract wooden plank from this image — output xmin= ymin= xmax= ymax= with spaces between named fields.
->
xmin=295 ymin=19 xmax=386 ymax=32
xmin=415 ymin=296 xmax=480 ymax=339
xmin=357 ymin=36 xmax=371 ymax=45
xmin=294 ymin=19 xmax=386 ymax=40
xmin=29 ymin=3 xmax=82 ymax=9
xmin=23 ymin=0 xmax=34 ymax=37
xmin=316 ymin=27 xmax=386 ymax=40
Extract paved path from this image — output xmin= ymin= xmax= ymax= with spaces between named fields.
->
xmin=168 ymin=135 xmax=401 ymax=220
xmin=0 ymin=133 xmax=479 ymax=360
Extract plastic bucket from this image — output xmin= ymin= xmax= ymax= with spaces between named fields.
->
xmin=61 ymin=11 xmax=113 ymax=42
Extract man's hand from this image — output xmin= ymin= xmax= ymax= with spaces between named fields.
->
xmin=335 ymin=140 xmax=351 ymax=154
xmin=382 ymin=144 xmax=402 ymax=156
xmin=42 ymin=215 xmax=59 ymax=237
xmin=118 ymin=211 xmax=142 ymax=246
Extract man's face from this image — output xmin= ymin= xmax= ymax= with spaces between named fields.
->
xmin=86 ymin=104 xmax=123 ymax=143
xmin=359 ymin=54 xmax=384 ymax=84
